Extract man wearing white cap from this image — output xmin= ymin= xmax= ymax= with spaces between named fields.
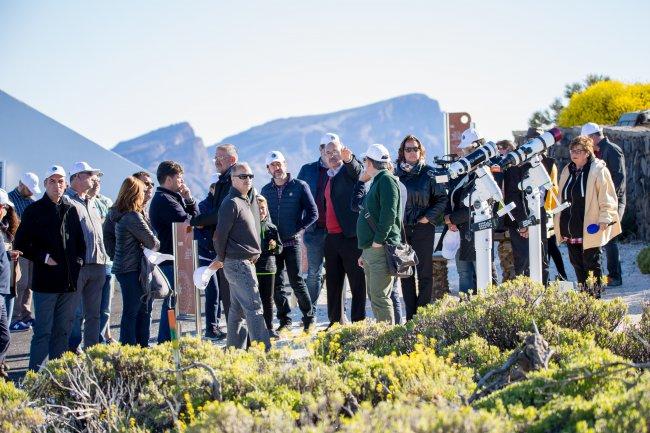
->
xmin=65 ymin=162 xmax=109 ymax=350
xmin=297 ymin=133 xmax=339 ymax=309
xmin=14 ymin=165 xmax=86 ymax=371
xmin=7 ymin=173 xmax=41 ymax=331
xmin=580 ymin=122 xmax=626 ymax=286
xmin=261 ymin=150 xmax=318 ymax=333
xmin=356 ymin=144 xmax=401 ymax=324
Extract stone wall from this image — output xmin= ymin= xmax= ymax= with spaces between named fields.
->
xmin=545 ymin=126 xmax=650 ymax=241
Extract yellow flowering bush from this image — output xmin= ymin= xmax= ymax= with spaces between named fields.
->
xmin=558 ymin=80 xmax=650 ymax=127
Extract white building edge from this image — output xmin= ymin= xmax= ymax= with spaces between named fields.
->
xmin=0 ymin=90 xmax=146 ymax=199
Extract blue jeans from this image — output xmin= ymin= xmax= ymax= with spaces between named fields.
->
xmin=157 ymin=264 xmax=176 ymax=343
xmin=29 ymin=291 xmax=78 ymax=371
xmin=116 ymin=271 xmax=153 ymax=347
xmin=200 ymin=258 xmax=220 ymax=332
xmin=0 ymin=293 xmax=11 ymax=363
xmin=457 ymin=258 xmax=476 ymax=295
xmin=2 ymin=293 xmax=14 ymax=329
xmin=274 ymin=243 xmax=314 ymax=326
xmin=303 ymin=228 xmax=327 ymax=307
xmin=99 ymin=267 xmax=113 ymax=342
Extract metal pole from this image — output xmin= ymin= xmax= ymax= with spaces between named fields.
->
xmin=193 ymin=240 xmax=202 ymax=337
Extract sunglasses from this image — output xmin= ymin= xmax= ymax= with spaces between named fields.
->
xmin=404 ymin=147 xmax=420 ymax=153
xmin=233 ymin=174 xmax=255 ymax=180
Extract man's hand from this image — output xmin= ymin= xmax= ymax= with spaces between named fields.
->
xmin=518 ymin=228 xmax=529 ymax=239
xmin=341 ymin=147 xmax=353 ymax=163
xmin=448 ymin=224 xmax=458 ymax=232
xmin=418 ymin=216 xmax=429 ymax=224
xmin=179 ymin=184 xmax=193 ymax=201
xmin=46 ymin=256 xmax=58 ymax=266
xmin=358 ymin=257 xmax=365 ymax=268
xmin=444 ymin=215 xmax=451 ymax=225
xmin=208 ymin=260 xmax=223 ymax=271
xmin=9 ymin=250 xmax=22 ymax=261
xmin=372 ymin=242 xmax=383 ymax=248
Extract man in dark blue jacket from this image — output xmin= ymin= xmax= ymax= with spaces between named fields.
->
xmin=297 ymin=133 xmax=333 ymax=310
xmin=581 ymin=122 xmax=626 ymax=287
xmin=149 ymin=161 xmax=199 ymax=343
xmin=261 ymin=151 xmax=318 ymax=332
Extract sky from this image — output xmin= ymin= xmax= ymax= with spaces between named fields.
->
xmin=1 ymin=0 xmax=649 ymax=150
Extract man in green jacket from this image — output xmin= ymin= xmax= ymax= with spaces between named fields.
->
xmin=356 ymin=144 xmax=401 ymax=324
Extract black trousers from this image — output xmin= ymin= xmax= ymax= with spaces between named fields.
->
xmin=274 ymin=244 xmax=314 ymax=325
xmin=567 ymin=244 xmax=602 ymax=287
xmin=508 ymin=223 xmax=549 ymax=286
xmin=547 ymin=235 xmax=568 ymax=280
xmin=324 ymin=233 xmax=366 ymax=324
xmin=401 ymin=223 xmax=435 ymax=321
xmin=257 ymin=273 xmax=275 ymax=330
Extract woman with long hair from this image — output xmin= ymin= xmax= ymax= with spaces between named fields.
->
xmin=104 ymin=177 xmax=160 ymax=346
xmin=0 ymin=189 xmax=21 ymax=378
xmin=554 ymin=136 xmax=621 ymax=295
xmin=394 ymin=135 xmax=447 ymax=320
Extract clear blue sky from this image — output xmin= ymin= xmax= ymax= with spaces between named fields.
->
xmin=1 ymin=0 xmax=648 ymax=149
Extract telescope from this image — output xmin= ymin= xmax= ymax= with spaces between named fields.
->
xmin=499 ymin=128 xmax=563 ymax=170
xmin=448 ymin=141 xmax=498 ymax=179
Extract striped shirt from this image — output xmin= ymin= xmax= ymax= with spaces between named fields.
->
xmin=7 ymin=188 xmax=35 ymax=218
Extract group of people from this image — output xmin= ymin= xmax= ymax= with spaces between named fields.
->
xmin=0 ymin=121 xmax=626 ymax=374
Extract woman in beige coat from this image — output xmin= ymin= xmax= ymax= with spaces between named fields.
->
xmin=554 ymin=135 xmax=621 ymax=291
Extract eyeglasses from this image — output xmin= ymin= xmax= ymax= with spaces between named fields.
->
xmin=569 ymin=149 xmax=586 ymax=154
xmin=213 ymin=156 xmax=228 ymax=162
xmin=233 ymin=174 xmax=254 ymax=180
xmin=404 ymin=147 xmax=420 ymax=153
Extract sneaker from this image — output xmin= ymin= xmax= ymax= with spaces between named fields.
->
xmin=0 ymin=362 xmax=8 ymax=380
xmin=276 ymin=323 xmax=291 ymax=334
xmin=607 ymin=278 xmax=622 ymax=287
xmin=205 ymin=327 xmax=227 ymax=340
xmin=268 ymin=329 xmax=280 ymax=339
xmin=303 ymin=322 xmax=315 ymax=333
xmin=9 ymin=321 xmax=30 ymax=332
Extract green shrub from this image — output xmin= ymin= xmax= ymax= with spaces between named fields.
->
xmin=438 ymin=334 xmax=509 ymax=377
xmin=0 ymin=379 xmax=44 ymax=433
xmin=338 ymin=344 xmax=475 ymax=405
xmin=314 ymin=278 xmax=628 ymax=364
xmin=637 ymin=247 xmax=650 ymax=274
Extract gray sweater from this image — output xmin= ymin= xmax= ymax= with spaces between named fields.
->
xmin=213 ymin=187 xmax=261 ymax=262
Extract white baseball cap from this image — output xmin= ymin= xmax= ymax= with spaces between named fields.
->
xmin=320 ymin=133 xmax=341 ymax=146
xmin=70 ymin=161 xmax=102 ymax=177
xmin=20 ymin=172 xmax=41 ymax=194
xmin=0 ymin=188 xmax=15 ymax=208
xmin=44 ymin=165 xmax=67 ymax=179
xmin=458 ymin=128 xmax=483 ymax=150
xmin=581 ymin=122 xmax=602 ymax=136
xmin=365 ymin=144 xmax=391 ymax=162
xmin=265 ymin=150 xmax=286 ymax=166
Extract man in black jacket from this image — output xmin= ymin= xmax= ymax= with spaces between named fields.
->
xmin=14 ymin=165 xmax=86 ymax=371
xmin=190 ymin=144 xmax=238 ymax=338
xmin=149 ymin=161 xmax=199 ymax=343
xmin=581 ymin=122 xmax=626 ymax=286
xmin=261 ymin=151 xmax=318 ymax=333
xmin=321 ymin=140 xmax=366 ymax=326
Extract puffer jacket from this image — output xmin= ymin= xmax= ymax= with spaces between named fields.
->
xmin=394 ymin=161 xmax=448 ymax=226
xmin=554 ymin=157 xmax=621 ymax=250
xmin=106 ymin=209 xmax=160 ymax=274
xmin=260 ymin=175 xmax=318 ymax=242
